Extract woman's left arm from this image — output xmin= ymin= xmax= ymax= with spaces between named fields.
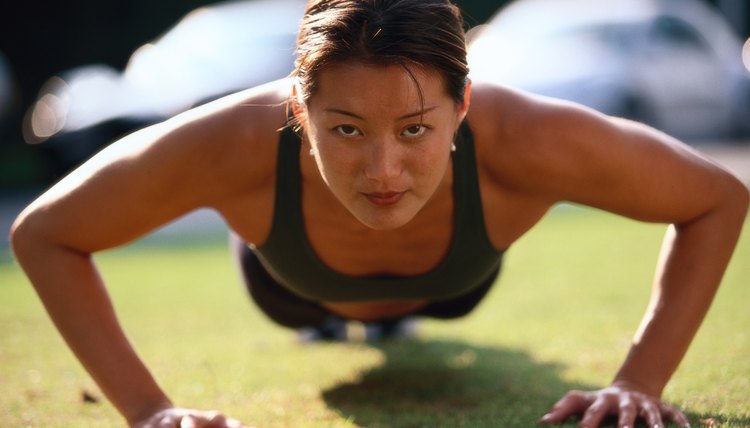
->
xmin=508 ymin=96 xmax=750 ymax=427
xmin=541 ymin=195 xmax=747 ymax=427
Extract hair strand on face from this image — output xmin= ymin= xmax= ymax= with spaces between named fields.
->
xmin=289 ymin=0 xmax=469 ymax=130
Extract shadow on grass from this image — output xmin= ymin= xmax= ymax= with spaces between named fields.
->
xmin=322 ymin=339 xmax=592 ymax=427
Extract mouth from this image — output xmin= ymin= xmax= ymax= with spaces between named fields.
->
xmin=362 ymin=191 xmax=406 ymax=206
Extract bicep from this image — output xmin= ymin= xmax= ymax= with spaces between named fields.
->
xmin=17 ymin=120 xmax=228 ymax=253
xmin=511 ymin=98 xmax=740 ymax=224
xmin=583 ymin=121 xmax=734 ymax=223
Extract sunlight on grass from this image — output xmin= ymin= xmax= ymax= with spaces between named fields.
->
xmin=1 ymin=205 xmax=748 ymax=427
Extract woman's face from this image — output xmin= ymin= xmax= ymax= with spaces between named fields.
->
xmin=299 ymin=61 xmax=469 ymax=230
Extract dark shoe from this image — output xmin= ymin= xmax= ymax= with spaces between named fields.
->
xmin=364 ymin=317 xmax=418 ymax=342
xmin=297 ymin=316 xmax=348 ymax=343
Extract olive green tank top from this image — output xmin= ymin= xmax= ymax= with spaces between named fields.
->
xmin=254 ymin=121 xmax=504 ymax=302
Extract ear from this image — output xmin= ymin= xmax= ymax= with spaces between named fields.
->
xmin=457 ymin=79 xmax=472 ymax=122
xmin=291 ymin=79 xmax=306 ymax=122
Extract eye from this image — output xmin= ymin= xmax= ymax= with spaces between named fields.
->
xmin=334 ymin=125 xmax=362 ymax=137
xmin=402 ymin=124 xmax=428 ymax=138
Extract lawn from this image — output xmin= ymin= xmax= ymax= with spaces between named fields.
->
xmin=0 ymin=205 xmax=748 ymax=427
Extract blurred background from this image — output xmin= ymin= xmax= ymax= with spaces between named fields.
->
xmin=0 ymin=0 xmax=749 ymax=246
xmin=0 ymin=0 xmax=504 ymax=192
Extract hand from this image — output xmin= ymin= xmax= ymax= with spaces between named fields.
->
xmin=131 ymin=407 xmax=251 ymax=428
xmin=538 ymin=384 xmax=690 ymax=428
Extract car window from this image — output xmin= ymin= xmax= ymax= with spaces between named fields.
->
xmin=648 ymin=16 xmax=713 ymax=54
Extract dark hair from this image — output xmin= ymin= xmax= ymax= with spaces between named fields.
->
xmin=293 ymin=0 xmax=469 ymax=106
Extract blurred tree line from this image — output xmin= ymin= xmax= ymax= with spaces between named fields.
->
xmin=0 ymin=0 xmax=748 ymax=190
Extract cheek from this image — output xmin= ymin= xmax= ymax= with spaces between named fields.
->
xmin=417 ymin=138 xmax=452 ymax=173
xmin=314 ymin=142 xmax=361 ymax=186
xmin=402 ymin=146 xmax=450 ymax=194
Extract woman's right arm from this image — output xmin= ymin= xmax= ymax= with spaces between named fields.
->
xmin=9 ymin=86 xmax=284 ymax=426
xmin=11 ymin=208 xmax=172 ymax=424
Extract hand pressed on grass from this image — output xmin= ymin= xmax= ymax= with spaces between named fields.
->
xmin=538 ymin=385 xmax=690 ymax=428
xmin=131 ymin=407 xmax=251 ymax=428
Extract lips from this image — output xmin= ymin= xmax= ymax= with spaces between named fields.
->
xmin=362 ymin=191 xmax=406 ymax=206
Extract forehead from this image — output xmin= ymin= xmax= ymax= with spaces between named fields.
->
xmin=310 ymin=61 xmax=451 ymax=113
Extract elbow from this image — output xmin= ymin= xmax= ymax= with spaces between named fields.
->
xmin=728 ymin=174 xmax=749 ymax=217
xmin=11 ymin=206 xmax=94 ymax=265
xmin=716 ymin=172 xmax=749 ymax=226
xmin=739 ymin=181 xmax=749 ymax=214
xmin=9 ymin=207 xmax=56 ymax=265
xmin=9 ymin=209 xmax=37 ymax=263
xmin=682 ymin=171 xmax=749 ymax=231
xmin=9 ymin=209 xmax=68 ymax=278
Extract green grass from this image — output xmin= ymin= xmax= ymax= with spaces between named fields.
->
xmin=1 ymin=205 xmax=748 ymax=427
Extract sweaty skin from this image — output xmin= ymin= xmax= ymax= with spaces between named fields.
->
xmin=299 ymin=63 xmax=467 ymax=319
xmin=10 ymin=61 xmax=748 ymax=427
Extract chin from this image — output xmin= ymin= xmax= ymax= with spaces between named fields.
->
xmin=354 ymin=207 xmax=419 ymax=231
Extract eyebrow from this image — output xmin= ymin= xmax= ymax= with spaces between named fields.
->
xmin=323 ymin=106 xmax=439 ymax=120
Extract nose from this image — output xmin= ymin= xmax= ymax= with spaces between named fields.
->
xmin=364 ymin=138 xmax=403 ymax=181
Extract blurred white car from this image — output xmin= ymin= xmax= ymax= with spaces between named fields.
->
xmin=468 ymin=0 xmax=750 ymax=141
xmin=25 ymin=0 xmax=305 ymax=170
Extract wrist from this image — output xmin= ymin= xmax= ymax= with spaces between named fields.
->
xmin=126 ymin=398 xmax=174 ymax=427
xmin=611 ymin=376 xmax=663 ymax=398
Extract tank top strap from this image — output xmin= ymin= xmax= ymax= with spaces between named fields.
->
xmin=263 ymin=125 xmax=305 ymax=256
xmin=452 ymin=120 xmax=496 ymax=255
xmin=255 ymin=121 xmax=503 ymax=302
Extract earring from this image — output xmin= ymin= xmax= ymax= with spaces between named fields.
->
xmin=451 ymin=143 xmax=457 ymax=152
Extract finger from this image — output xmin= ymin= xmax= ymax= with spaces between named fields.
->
xmin=639 ymin=401 xmax=665 ymax=428
xmin=152 ymin=416 xmax=175 ymax=428
xmin=659 ymin=402 xmax=691 ymax=427
xmin=539 ymin=391 xmax=592 ymax=424
xmin=579 ymin=395 xmax=613 ymax=428
xmin=202 ymin=411 xmax=226 ymax=428
xmin=617 ymin=396 xmax=637 ymax=428
xmin=224 ymin=418 xmax=245 ymax=428
xmin=158 ymin=411 xmax=186 ymax=428
xmin=180 ymin=415 xmax=198 ymax=428
xmin=202 ymin=411 xmax=247 ymax=428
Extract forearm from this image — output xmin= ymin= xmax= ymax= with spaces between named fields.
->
xmin=12 ymin=237 xmax=171 ymax=425
xmin=614 ymin=195 xmax=748 ymax=396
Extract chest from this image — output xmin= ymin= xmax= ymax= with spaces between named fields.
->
xmin=301 ymin=177 xmax=549 ymax=278
xmin=302 ymin=186 xmax=455 ymax=277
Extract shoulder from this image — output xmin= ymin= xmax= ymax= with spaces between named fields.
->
xmin=467 ymin=80 xmax=610 ymax=160
xmin=465 ymin=80 xmax=746 ymax=222
xmin=133 ymin=78 xmax=293 ymax=203
xmin=466 ymin=80 xmax=635 ymax=199
xmin=11 ymin=80 xmax=295 ymax=252
xmin=162 ymin=78 xmax=292 ymax=165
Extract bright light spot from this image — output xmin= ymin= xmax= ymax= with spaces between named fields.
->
xmin=744 ymin=38 xmax=750 ymax=73
xmin=30 ymin=93 xmax=67 ymax=140
xmin=23 ymin=76 xmax=69 ymax=144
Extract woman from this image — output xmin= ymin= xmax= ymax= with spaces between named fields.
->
xmin=10 ymin=0 xmax=748 ymax=427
